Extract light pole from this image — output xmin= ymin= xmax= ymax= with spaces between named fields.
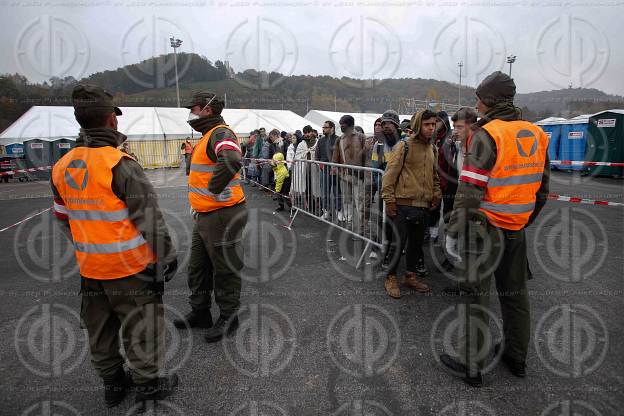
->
xmin=507 ymin=55 xmax=516 ymax=77
xmin=170 ymin=37 xmax=183 ymax=107
xmin=458 ymin=61 xmax=463 ymax=106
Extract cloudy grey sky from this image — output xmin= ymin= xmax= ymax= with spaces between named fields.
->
xmin=1 ymin=0 xmax=623 ymax=96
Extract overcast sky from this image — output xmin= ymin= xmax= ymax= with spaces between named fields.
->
xmin=1 ymin=0 xmax=623 ymax=97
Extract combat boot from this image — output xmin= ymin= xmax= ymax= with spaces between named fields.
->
xmin=173 ymin=309 xmax=213 ymax=329
xmin=494 ymin=343 xmax=526 ymax=378
xmin=403 ymin=272 xmax=432 ymax=293
xmin=205 ymin=315 xmax=239 ymax=343
xmin=103 ymin=367 xmax=132 ymax=408
xmin=134 ymin=373 xmax=179 ymax=413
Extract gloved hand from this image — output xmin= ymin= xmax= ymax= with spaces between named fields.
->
xmin=163 ymin=258 xmax=178 ymax=282
xmin=189 ymin=207 xmax=199 ymax=220
xmin=445 ymin=236 xmax=462 ymax=263
xmin=386 ymin=202 xmax=397 ymax=218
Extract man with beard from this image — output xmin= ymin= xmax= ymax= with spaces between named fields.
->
xmin=331 ymin=115 xmax=373 ymax=235
xmin=174 ymin=91 xmax=248 ymax=345
xmin=381 ymin=109 xmax=441 ymax=299
xmin=316 ymin=120 xmax=341 ymax=220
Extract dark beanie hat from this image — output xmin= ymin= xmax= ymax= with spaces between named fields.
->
xmin=280 ymin=131 xmax=288 ymax=139
xmin=339 ymin=115 xmax=355 ymax=127
xmin=475 ymin=71 xmax=516 ymax=106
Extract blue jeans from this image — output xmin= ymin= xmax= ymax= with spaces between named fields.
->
xmin=320 ymin=170 xmax=342 ymax=213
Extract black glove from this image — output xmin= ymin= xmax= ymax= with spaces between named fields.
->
xmin=163 ymin=258 xmax=178 ymax=282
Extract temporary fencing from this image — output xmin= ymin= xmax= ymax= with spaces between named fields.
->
xmin=243 ymin=157 xmax=387 ymax=268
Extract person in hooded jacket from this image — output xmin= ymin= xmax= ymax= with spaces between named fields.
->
xmin=428 ymin=110 xmax=456 ymax=242
xmin=381 ymin=109 xmax=441 ymax=299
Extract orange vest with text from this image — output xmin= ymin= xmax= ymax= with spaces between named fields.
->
xmin=479 ymin=119 xmax=548 ymax=230
xmin=188 ymin=124 xmax=245 ymax=212
xmin=52 ymin=147 xmax=155 ymax=279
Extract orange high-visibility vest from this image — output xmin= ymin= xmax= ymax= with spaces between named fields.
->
xmin=188 ymin=124 xmax=245 ymax=212
xmin=479 ymin=119 xmax=549 ymax=230
xmin=52 ymin=147 xmax=155 ymax=279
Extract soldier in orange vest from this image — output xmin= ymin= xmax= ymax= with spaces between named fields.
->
xmin=439 ymin=72 xmax=550 ymax=387
xmin=173 ymin=92 xmax=248 ymax=343
xmin=51 ymin=84 xmax=179 ymax=410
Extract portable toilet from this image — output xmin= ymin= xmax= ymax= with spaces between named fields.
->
xmin=6 ymin=143 xmax=25 ymax=158
xmin=23 ymin=139 xmax=53 ymax=180
xmin=51 ymin=138 xmax=75 ymax=164
xmin=558 ymin=116 xmax=589 ymax=172
xmin=536 ymin=117 xmax=566 ymax=166
xmin=586 ymin=110 xmax=624 ymax=177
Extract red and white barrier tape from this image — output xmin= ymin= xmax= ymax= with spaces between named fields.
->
xmin=0 ymin=208 xmax=51 ymax=233
xmin=551 ymin=160 xmax=624 ymax=167
xmin=548 ymin=194 xmax=624 ymax=207
xmin=0 ymin=165 xmax=52 ymax=176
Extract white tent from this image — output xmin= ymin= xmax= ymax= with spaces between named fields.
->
xmin=0 ymin=106 xmax=319 ymax=145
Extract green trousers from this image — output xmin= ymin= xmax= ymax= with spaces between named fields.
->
xmin=456 ymin=220 xmax=531 ymax=375
xmin=187 ymin=203 xmax=247 ymax=317
xmin=80 ymin=274 xmax=164 ymax=384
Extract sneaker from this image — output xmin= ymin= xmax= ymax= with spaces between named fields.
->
xmin=415 ymin=261 xmax=429 ymax=278
xmin=205 ymin=315 xmax=239 ymax=343
xmin=322 ymin=210 xmax=329 ymax=220
xmin=337 ymin=211 xmax=345 ymax=222
xmin=173 ymin=310 xmax=213 ymax=329
xmin=275 ymin=206 xmax=285 ymax=212
xmin=369 ymin=251 xmax=378 ymax=260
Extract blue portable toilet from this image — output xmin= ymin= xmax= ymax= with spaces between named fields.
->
xmin=6 ymin=142 xmax=25 ymax=157
xmin=558 ymin=115 xmax=589 ymax=171
xmin=536 ymin=117 xmax=566 ymax=166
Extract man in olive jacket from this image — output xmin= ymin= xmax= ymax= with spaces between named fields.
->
xmin=381 ymin=109 xmax=442 ymax=299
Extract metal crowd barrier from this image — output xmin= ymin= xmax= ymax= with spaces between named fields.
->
xmin=243 ymin=157 xmax=386 ymax=268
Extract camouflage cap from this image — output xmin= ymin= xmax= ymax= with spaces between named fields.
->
xmin=71 ymin=84 xmax=122 ymax=115
xmin=184 ymin=91 xmax=221 ymax=109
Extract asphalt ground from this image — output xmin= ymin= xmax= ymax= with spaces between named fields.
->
xmin=0 ymin=168 xmax=622 ymax=416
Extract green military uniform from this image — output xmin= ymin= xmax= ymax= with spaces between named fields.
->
xmin=445 ymin=72 xmax=550 ymax=379
xmin=180 ymin=92 xmax=247 ymax=335
xmin=51 ymin=85 xmax=178 ymax=407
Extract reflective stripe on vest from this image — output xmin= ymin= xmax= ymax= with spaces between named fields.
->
xmin=51 ymin=146 xmax=155 ymax=279
xmin=188 ymin=124 xmax=245 ymax=212
xmin=478 ymin=119 xmax=548 ymax=231
xmin=74 ymin=234 xmax=148 ymax=254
